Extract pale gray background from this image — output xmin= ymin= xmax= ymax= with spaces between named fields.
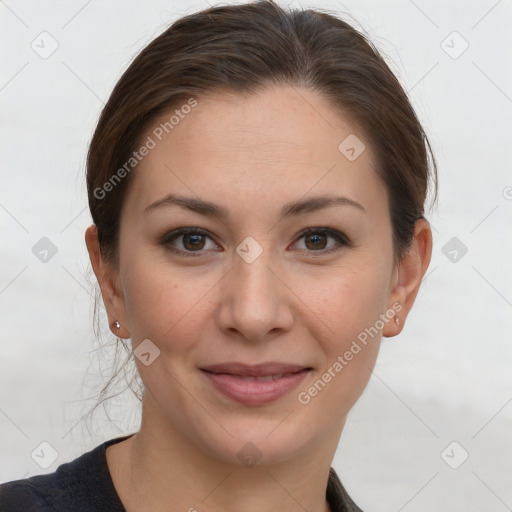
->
xmin=1 ymin=0 xmax=511 ymax=510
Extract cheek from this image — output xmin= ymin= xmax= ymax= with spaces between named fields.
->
xmin=297 ymin=255 xmax=391 ymax=404
xmin=302 ymin=254 xmax=392 ymax=337
xmin=121 ymin=251 xmax=219 ymax=355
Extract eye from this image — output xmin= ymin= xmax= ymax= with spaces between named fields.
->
xmin=161 ymin=228 xmax=219 ymax=257
xmin=292 ymin=227 xmax=350 ymax=254
xmin=160 ymin=226 xmax=351 ymax=258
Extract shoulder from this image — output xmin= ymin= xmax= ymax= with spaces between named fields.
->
xmin=0 ymin=435 xmax=132 ymax=512
xmin=327 ymin=467 xmax=365 ymax=512
xmin=0 ymin=471 xmax=74 ymax=512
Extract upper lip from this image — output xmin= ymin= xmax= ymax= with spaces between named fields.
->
xmin=200 ymin=362 xmax=311 ymax=377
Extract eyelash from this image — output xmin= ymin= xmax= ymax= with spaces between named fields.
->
xmin=160 ymin=227 xmax=351 ymax=258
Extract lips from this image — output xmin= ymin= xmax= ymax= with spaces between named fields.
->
xmin=201 ymin=362 xmax=310 ymax=378
xmin=200 ymin=362 xmax=312 ymax=405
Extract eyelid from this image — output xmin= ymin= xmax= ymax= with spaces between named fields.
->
xmin=160 ymin=227 xmax=220 ymax=257
xmin=294 ymin=227 xmax=351 ymax=246
xmin=160 ymin=226 xmax=351 ymax=257
xmin=291 ymin=227 xmax=351 ymax=254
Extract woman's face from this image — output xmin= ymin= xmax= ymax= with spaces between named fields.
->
xmin=106 ymin=85 xmax=412 ymax=464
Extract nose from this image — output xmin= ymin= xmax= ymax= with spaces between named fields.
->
xmin=216 ymin=249 xmax=294 ymax=343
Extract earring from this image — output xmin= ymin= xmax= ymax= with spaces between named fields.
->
xmin=114 ymin=320 xmax=130 ymax=348
xmin=395 ymin=316 xmax=400 ymax=326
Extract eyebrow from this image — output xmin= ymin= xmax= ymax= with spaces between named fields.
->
xmin=143 ymin=193 xmax=366 ymax=220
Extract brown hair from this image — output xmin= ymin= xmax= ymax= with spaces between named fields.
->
xmin=85 ymin=0 xmax=437 ymax=416
xmin=87 ymin=0 xmax=437 ymax=265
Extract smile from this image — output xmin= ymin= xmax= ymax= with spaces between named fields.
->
xmin=200 ymin=362 xmax=312 ymax=405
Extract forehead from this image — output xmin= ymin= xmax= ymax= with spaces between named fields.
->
xmin=123 ymin=85 xmax=386 ymax=218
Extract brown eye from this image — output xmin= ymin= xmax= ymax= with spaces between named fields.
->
xmin=182 ymin=233 xmax=207 ymax=251
xmin=304 ymin=232 xmax=328 ymax=250
xmin=161 ymin=228 xmax=219 ymax=257
xmin=293 ymin=228 xmax=350 ymax=254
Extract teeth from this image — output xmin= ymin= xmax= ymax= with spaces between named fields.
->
xmin=234 ymin=373 xmax=292 ymax=381
xmin=255 ymin=375 xmax=273 ymax=382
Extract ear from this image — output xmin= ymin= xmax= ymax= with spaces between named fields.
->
xmin=383 ymin=218 xmax=433 ymax=337
xmin=85 ymin=224 xmax=130 ymax=339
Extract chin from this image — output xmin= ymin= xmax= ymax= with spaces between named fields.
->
xmin=191 ymin=413 xmax=318 ymax=468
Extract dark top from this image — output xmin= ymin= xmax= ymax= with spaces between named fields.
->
xmin=0 ymin=434 xmax=363 ymax=511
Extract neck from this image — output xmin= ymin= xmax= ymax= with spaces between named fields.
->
xmin=111 ymin=398 xmax=340 ymax=512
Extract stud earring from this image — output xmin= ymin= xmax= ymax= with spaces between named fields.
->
xmin=113 ymin=320 xmax=129 ymax=346
xmin=395 ymin=316 xmax=400 ymax=326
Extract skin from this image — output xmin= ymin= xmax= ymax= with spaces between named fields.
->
xmin=85 ymin=84 xmax=432 ymax=512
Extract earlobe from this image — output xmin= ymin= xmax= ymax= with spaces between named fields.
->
xmin=85 ymin=224 xmax=130 ymax=339
xmin=383 ymin=219 xmax=433 ymax=338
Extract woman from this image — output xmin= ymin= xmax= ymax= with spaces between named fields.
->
xmin=0 ymin=1 xmax=436 ymax=510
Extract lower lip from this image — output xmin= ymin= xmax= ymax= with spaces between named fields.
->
xmin=201 ymin=369 xmax=310 ymax=405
